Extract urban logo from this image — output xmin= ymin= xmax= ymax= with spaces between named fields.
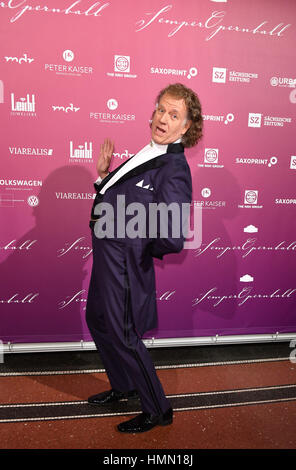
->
xmin=4 ymin=53 xmax=34 ymax=64
xmin=270 ymin=76 xmax=296 ymax=88
xmin=69 ymin=141 xmax=93 ymax=162
xmin=52 ymin=103 xmax=80 ymax=113
xmin=10 ymin=93 xmax=36 ymax=116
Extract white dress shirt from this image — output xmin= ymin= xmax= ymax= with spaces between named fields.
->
xmin=95 ymin=139 xmax=181 ymax=195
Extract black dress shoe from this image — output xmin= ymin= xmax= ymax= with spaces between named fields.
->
xmin=117 ymin=407 xmax=173 ymax=433
xmin=88 ymin=389 xmax=139 ymax=405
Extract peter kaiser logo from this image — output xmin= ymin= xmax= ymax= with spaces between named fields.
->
xmin=45 ymin=49 xmax=93 ymax=76
xmin=90 ymin=98 xmax=136 ymax=124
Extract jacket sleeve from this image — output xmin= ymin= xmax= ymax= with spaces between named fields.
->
xmin=148 ymin=157 xmax=192 ymax=260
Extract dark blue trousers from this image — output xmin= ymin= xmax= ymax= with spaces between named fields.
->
xmin=86 ymin=231 xmax=171 ymax=416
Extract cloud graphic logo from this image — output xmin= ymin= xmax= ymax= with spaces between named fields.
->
xmin=240 ymin=274 xmax=254 ymax=282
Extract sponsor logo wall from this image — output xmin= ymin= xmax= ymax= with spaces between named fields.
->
xmin=0 ymin=0 xmax=295 ymax=344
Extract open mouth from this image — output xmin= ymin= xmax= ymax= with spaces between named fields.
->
xmin=156 ymin=126 xmax=166 ymax=134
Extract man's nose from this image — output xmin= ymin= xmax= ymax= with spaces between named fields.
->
xmin=159 ymin=112 xmax=168 ymax=124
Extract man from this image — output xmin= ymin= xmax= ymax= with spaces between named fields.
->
xmin=86 ymin=83 xmax=203 ymax=433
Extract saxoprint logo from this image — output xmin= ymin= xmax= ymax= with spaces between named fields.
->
xmin=150 ymin=65 xmax=198 ymax=80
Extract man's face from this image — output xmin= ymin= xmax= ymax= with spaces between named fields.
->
xmin=151 ymin=93 xmax=191 ymax=145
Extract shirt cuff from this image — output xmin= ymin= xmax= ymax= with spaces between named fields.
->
xmin=95 ymin=176 xmax=102 ymax=184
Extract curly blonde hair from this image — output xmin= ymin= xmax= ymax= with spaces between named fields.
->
xmin=155 ymin=83 xmax=203 ymax=148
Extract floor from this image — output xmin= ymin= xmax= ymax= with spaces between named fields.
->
xmin=0 ymin=343 xmax=295 ymax=450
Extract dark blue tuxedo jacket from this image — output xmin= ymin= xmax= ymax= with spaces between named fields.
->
xmin=90 ymin=142 xmax=192 ymax=335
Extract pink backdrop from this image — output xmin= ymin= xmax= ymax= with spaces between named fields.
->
xmin=0 ymin=0 xmax=295 ymax=344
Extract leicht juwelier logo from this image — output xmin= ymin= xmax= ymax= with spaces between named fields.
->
xmin=45 ymin=49 xmax=93 ymax=76
xmin=106 ymin=55 xmax=137 ymax=79
xmin=69 ymin=141 xmax=93 ymax=163
xmin=10 ymin=92 xmax=36 ymax=116
xmin=212 ymin=66 xmax=258 ymax=84
xmin=90 ymin=98 xmax=136 ymax=124
xmin=198 ymin=148 xmax=224 ymax=168
xmin=4 ymin=53 xmax=34 ymax=64
xmin=238 ymin=190 xmax=263 ymax=209
xmin=150 ymin=65 xmax=198 ymax=80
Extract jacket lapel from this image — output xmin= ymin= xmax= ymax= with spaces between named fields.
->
xmin=94 ymin=142 xmax=184 ymax=193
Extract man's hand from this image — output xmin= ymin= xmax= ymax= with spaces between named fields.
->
xmin=97 ymin=138 xmax=114 ymax=179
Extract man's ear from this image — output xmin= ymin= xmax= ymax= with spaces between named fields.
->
xmin=149 ymin=110 xmax=156 ymax=128
xmin=181 ymin=119 xmax=192 ymax=135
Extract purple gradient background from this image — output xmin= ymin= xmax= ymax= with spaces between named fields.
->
xmin=0 ymin=0 xmax=295 ymax=343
